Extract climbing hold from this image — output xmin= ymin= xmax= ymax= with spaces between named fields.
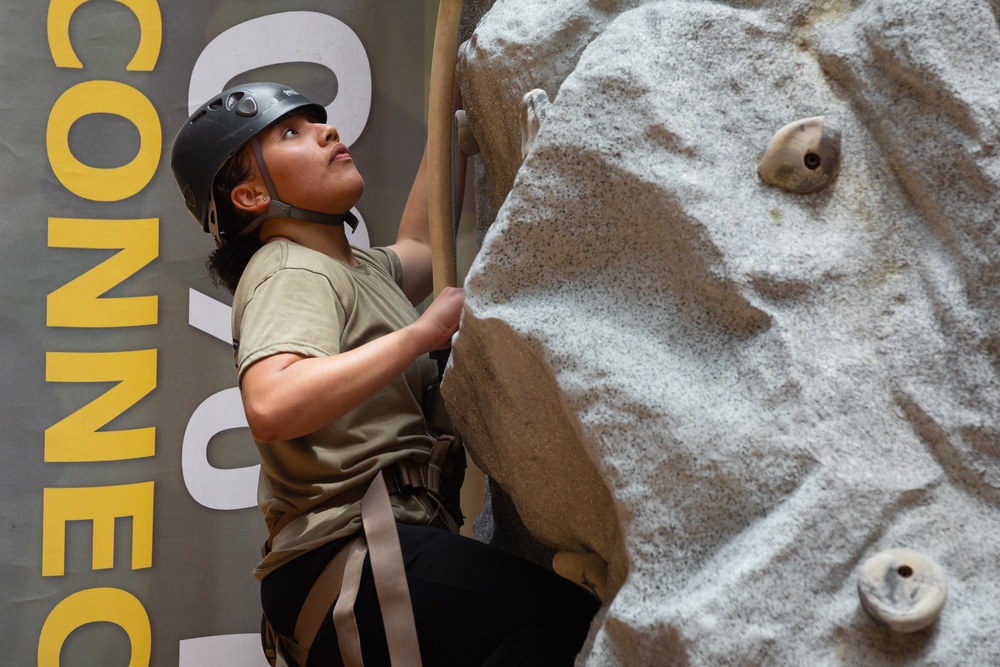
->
xmin=553 ymin=550 xmax=608 ymax=601
xmin=858 ymin=548 xmax=947 ymax=633
xmin=757 ymin=116 xmax=841 ymax=193
xmin=455 ymin=109 xmax=480 ymax=157
xmin=520 ymin=89 xmax=551 ymax=160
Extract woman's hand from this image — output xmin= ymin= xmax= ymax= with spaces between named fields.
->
xmin=413 ymin=286 xmax=464 ymax=351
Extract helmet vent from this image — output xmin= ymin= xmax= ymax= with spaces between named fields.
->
xmin=190 ymin=109 xmax=207 ymax=125
xmin=235 ymin=95 xmax=257 ymax=117
xmin=208 ymin=98 xmax=223 ymax=111
xmin=182 ymin=185 xmax=197 ymax=208
xmin=225 ymin=92 xmax=244 ymax=110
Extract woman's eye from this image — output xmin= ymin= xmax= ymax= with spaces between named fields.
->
xmin=281 ymin=127 xmax=297 ymax=139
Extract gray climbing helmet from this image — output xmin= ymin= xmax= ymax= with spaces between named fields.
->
xmin=170 ymin=81 xmax=357 ymax=244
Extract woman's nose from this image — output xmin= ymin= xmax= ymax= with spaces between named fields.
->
xmin=317 ymin=123 xmax=340 ymax=144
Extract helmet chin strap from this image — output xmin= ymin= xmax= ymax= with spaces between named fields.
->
xmin=238 ymin=135 xmax=358 ymax=239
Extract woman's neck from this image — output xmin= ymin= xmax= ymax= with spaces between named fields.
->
xmin=259 ymin=218 xmax=357 ymax=266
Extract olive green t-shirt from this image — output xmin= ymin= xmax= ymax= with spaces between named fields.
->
xmin=232 ymin=241 xmax=438 ymax=579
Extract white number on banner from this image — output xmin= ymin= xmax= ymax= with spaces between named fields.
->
xmin=183 ymin=289 xmax=256 ymax=510
xmin=182 ymin=10 xmax=373 ymax=512
xmin=187 ymin=11 xmax=371 ymax=147
xmin=179 ymin=634 xmax=270 ymax=667
xmin=186 ymin=10 xmax=372 ymax=242
xmin=181 ymin=13 xmax=374 ymax=663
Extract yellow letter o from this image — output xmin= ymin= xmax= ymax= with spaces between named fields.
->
xmin=47 ymin=81 xmax=161 ymax=202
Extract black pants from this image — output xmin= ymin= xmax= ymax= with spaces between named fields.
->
xmin=261 ymin=523 xmax=601 ymax=666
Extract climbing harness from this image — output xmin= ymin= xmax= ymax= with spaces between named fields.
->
xmin=261 ymin=433 xmax=465 ymax=667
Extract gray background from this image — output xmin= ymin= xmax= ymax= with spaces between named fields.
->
xmin=0 ymin=2 xmax=436 ymax=664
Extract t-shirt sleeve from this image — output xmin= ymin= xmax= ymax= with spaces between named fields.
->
xmin=235 ymin=267 xmax=345 ymax=379
xmin=365 ymin=246 xmax=404 ymax=288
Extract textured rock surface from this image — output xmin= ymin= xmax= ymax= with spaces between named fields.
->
xmin=443 ymin=0 xmax=1000 ymax=664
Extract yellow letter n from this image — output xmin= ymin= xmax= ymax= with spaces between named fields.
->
xmin=45 ymin=350 xmax=156 ymax=463
xmin=47 ymin=217 xmax=158 ymax=328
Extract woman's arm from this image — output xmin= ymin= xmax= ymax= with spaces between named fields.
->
xmin=391 ymin=78 xmax=467 ymax=304
xmin=240 ymin=286 xmax=463 ymax=442
xmin=389 ymin=145 xmax=434 ymax=304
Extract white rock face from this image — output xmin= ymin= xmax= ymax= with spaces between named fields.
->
xmin=444 ymin=0 xmax=1000 ymax=664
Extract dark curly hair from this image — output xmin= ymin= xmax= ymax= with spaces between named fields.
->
xmin=206 ymin=144 xmax=263 ymax=294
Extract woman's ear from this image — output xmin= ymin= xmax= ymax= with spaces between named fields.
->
xmin=231 ymin=183 xmax=270 ymax=213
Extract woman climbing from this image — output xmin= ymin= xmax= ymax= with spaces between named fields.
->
xmin=170 ymin=81 xmax=599 ymax=666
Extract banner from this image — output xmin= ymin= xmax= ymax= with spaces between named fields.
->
xmin=0 ymin=2 xmax=437 ymax=664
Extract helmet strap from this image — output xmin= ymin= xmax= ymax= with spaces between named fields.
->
xmin=237 ymin=135 xmax=358 ymax=239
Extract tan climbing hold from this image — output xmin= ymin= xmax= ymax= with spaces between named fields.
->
xmin=757 ymin=116 xmax=842 ymax=193
xmin=455 ymin=109 xmax=480 ymax=157
xmin=553 ymin=550 xmax=608 ymax=601
xmin=858 ymin=548 xmax=947 ymax=633
xmin=519 ymin=89 xmax=550 ymax=161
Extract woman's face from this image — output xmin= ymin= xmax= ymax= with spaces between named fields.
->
xmin=253 ymin=111 xmax=365 ymax=215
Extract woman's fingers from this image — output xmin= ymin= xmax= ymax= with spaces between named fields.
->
xmin=420 ymin=287 xmax=464 ymax=349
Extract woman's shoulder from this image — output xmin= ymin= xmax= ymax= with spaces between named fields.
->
xmin=354 ymin=246 xmax=403 ymax=285
xmin=235 ymin=243 xmax=400 ymax=305
xmin=234 ymin=242 xmax=337 ymax=306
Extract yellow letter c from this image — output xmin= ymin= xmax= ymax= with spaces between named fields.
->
xmin=38 ymin=587 xmax=151 ymax=667
xmin=48 ymin=0 xmax=162 ymax=71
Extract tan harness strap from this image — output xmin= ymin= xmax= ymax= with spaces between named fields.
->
xmin=333 ymin=534 xmax=370 ymax=666
xmin=286 ymin=535 xmax=357 ymax=665
xmin=331 ymin=471 xmax=422 ymax=667
xmin=271 ymin=469 xmax=426 ymax=667
xmin=360 ymin=471 xmax=423 ymax=666
xmin=268 ymin=629 xmax=294 ymax=667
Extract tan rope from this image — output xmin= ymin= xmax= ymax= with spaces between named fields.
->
xmin=428 ymin=0 xmax=463 ymax=296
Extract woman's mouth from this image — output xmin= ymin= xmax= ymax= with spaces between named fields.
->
xmin=331 ymin=145 xmax=352 ymax=162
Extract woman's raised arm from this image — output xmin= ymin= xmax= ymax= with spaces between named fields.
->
xmin=239 ymin=285 xmax=463 ymax=443
xmin=389 ymin=145 xmax=434 ymax=304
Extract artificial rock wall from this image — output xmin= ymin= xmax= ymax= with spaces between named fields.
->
xmin=442 ymin=0 xmax=1000 ymax=665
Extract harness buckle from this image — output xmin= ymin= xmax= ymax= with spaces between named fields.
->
xmin=391 ymin=463 xmax=414 ymax=495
